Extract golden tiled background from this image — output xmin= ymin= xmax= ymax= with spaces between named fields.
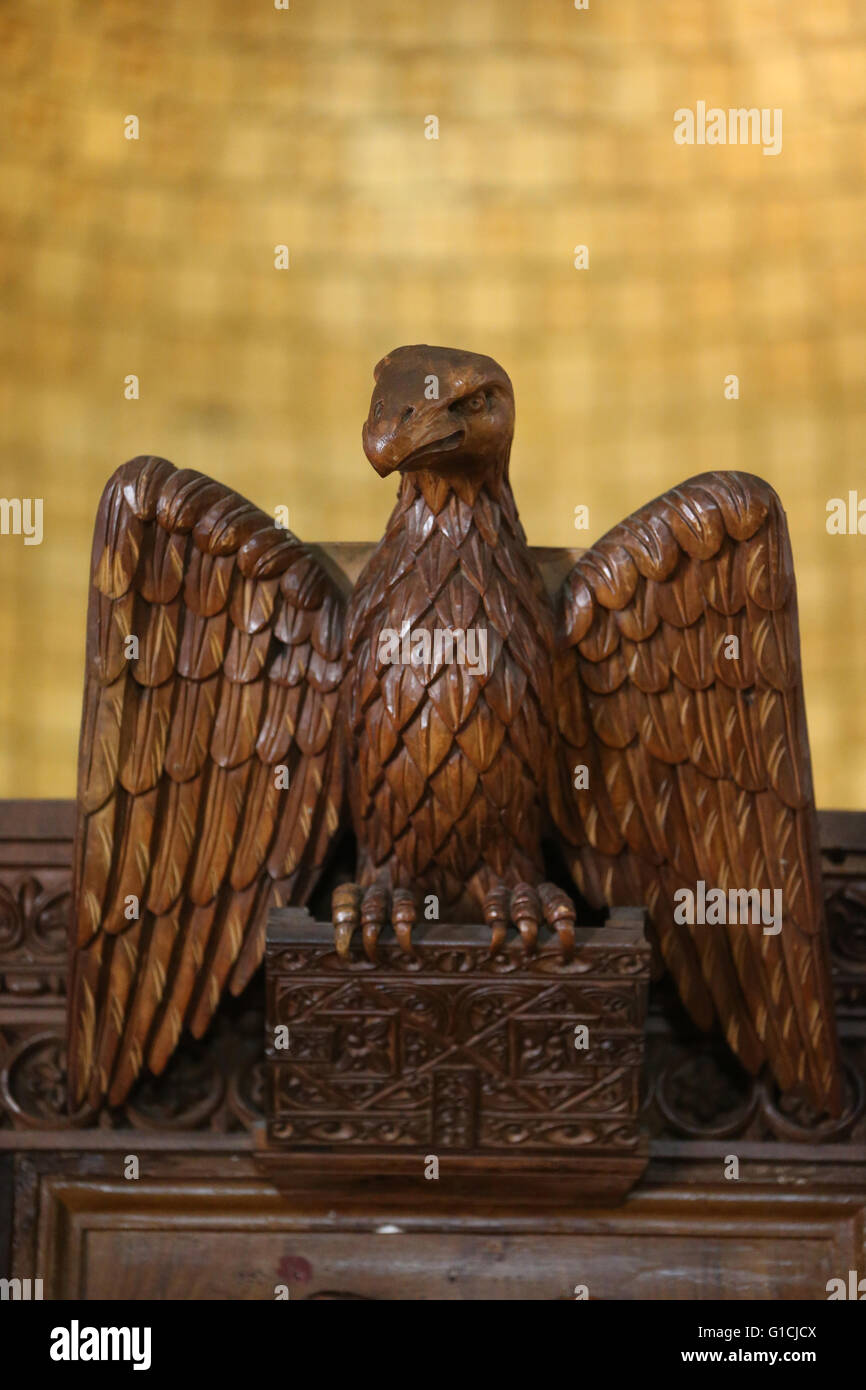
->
xmin=0 ymin=0 xmax=864 ymax=803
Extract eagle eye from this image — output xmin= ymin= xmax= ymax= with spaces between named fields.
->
xmin=451 ymin=390 xmax=488 ymax=415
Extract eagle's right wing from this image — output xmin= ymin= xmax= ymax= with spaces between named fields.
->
xmin=70 ymin=456 xmax=346 ymax=1108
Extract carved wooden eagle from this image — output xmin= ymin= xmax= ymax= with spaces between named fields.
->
xmin=69 ymin=344 xmax=842 ymax=1115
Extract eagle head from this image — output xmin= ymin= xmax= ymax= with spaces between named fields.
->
xmin=362 ymin=345 xmax=515 ymax=481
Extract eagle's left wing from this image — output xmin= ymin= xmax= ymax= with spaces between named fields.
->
xmin=547 ymin=471 xmax=842 ymax=1114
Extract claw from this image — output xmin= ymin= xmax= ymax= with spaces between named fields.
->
xmin=335 ymin=881 xmax=420 ymax=961
xmin=332 ymin=883 xmax=361 ymax=961
xmin=539 ymin=882 xmax=577 ymax=960
xmin=362 ymin=918 xmax=382 ymax=963
xmin=510 ymin=882 xmax=541 ymax=953
xmin=483 ymin=884 xmax=510 ymax=954
xmin=361 ymin=883 xmax=389 ymax=962
xmin=338 ymin=876 xmax=577 ymax=963
xmin=391 ymin=887 xmax=416 ymax=954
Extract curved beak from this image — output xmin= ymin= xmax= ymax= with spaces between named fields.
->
xmin=363 ymin=406 xmax=465 ymax=476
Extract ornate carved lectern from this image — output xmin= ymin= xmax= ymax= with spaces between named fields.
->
xmin=258 ymin=906 xmax=650 ymax=1203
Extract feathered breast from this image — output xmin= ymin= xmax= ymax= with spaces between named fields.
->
xmin=343 ymin=477 xmax=558 ymax=910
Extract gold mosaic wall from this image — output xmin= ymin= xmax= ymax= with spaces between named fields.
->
xmin=0 ymin=0 xmax=864 ymax=803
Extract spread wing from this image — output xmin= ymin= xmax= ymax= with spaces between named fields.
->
xmin=547 ymin=471 xmax=842 ymax=1113
xmin=70 ymin=456 xmax=346 ymax=1107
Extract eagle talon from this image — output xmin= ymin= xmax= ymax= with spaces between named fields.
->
xmin=482 ymin=880 xmax=576 ymax=956
xmin=334 ymin=883 xmax=419 ymax=961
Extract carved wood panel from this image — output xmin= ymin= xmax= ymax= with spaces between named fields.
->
xmin=11 ymin=1152 xmax=866 ymax=1301
xmin=262 ymin=907 xmax=650 ymax=1197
